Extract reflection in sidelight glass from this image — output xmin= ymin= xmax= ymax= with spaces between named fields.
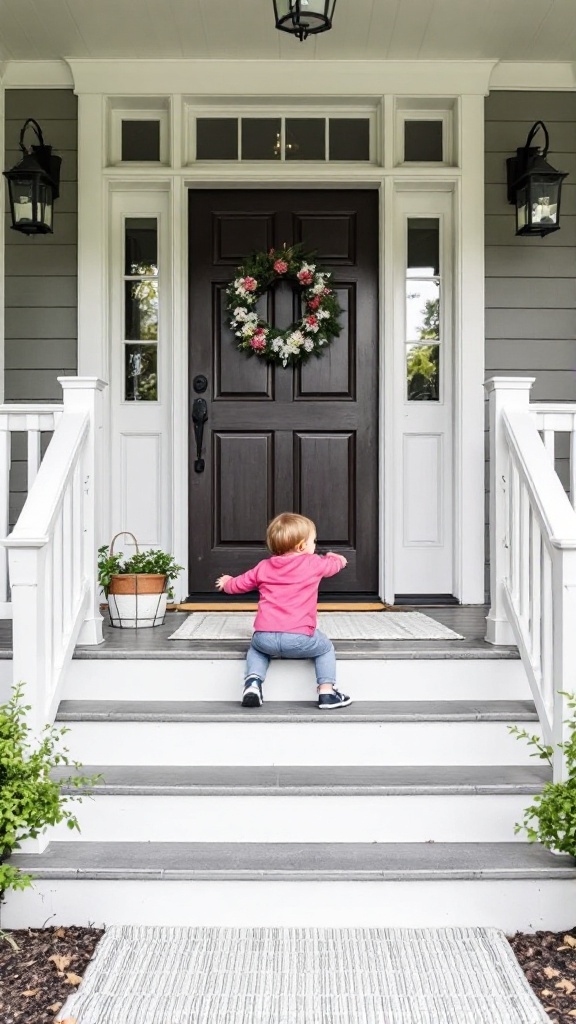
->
xmin=406 ymin=218 xmax=440 ymax=402
xmin=125 ymin=280 xmax=158 ymax=341
xmin=406 ymin=343 xmax=439 ymax=401
xmin=125 ymin=344 xmax=158 ymax=402
xmin=124 ymin=218 xmax=159 ymax=402
xmin=125 ymin=218 xmax=158 ymax=276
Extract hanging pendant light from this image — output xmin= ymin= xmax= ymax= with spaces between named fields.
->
xmin=273 ymin=0 xmax=337 ymax=42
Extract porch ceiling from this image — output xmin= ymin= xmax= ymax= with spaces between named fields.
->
xmin=0 ymin=0 xmax=575 ymax=63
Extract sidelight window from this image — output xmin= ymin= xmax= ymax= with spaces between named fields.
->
xmin=406 ymin=218 xmax=440 ymax=402
xmin=123 ymin=218 xmax=159 ymax=402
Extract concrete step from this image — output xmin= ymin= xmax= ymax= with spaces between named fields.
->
xmin=4 ymin=841 xmax=575 ymax=931
xmin=56 ymin=700 xmax=540 ymax=766
xmin=49 ymin=765 xmax=549 ymax=843
xmin=62 ymin=656 xmax=528 ymax=702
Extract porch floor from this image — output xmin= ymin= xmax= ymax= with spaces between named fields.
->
xmin=0 ymin=605 xmax=518 ymax=660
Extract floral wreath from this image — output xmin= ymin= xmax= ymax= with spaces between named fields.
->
xmin=225 ymin=245 xmax=343 ymax=367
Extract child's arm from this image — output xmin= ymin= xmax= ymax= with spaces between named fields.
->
xmin=318 ymin=551 xmax=348 ymax=577
xmin=215 ymin=564 xmax=260 ymax=594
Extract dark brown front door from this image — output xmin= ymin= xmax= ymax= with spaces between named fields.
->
xmin=188 ymin=189 xmax=378 ymax=596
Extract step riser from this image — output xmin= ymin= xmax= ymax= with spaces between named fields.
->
xmin=50 ymin=793 xmax=531 ymax=843
xmin=61 ymin=721 xmax=540 ymax=766
xmin=63 ymin=659 xmax=529 ymax=702
xmin=1 ymin=878 xmax=572 ymax=932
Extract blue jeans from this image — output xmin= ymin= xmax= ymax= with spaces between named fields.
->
xmin=246 ymin=629 xmax=336 ymax=686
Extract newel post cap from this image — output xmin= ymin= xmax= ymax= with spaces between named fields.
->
xmin=484 ymin=376 xmax=535 ymax=394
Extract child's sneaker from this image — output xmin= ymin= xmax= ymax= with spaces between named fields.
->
xmin=241 ymin=676 xmax=263 ymax=707
xmin=318 ymin=687 xmax=352 ymax=709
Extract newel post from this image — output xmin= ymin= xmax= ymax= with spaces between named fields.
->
xmin=485 ymin=377 xmax=534 ymax=645
xmin=57 ymin=376 xmax=107 ymax=646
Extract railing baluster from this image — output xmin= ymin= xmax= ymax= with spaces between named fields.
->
xmin=0 ymin=423 xmax=10 ymax=606
xmin=26 ymin=424 xmax=42 ymax=491
xmin=571 ymin=414 xmax=576 ymax=512
xmin=529 ymin=508 xmax=541 ymax=671
xmin=518 ymin=480 xmax=529 ymax=626
xmin=540 ymin=545 xmax=554 ymax=717
xmin=542 ymin=429 xmax=555 ymax=465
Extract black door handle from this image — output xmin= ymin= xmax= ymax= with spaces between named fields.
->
xmin=192 ymin=397 xmax=208 ymax=473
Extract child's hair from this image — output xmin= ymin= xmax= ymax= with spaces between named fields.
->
xmin=266 ymin=513 xmax=316 ymax=555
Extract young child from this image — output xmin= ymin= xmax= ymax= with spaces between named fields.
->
xmin=215 ymin=512 xmax=351 ymax=710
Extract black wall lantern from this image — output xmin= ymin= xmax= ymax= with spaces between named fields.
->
xmin=3 ymin=118 xmax=61 ymax=236
xmin=506 ymin=121 xmax=568 ymax=237
xmin=273 ymin=0 xmax=337 ymax=41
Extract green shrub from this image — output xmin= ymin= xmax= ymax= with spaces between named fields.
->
xmin=510 ymin=692 xmax=576 ymax=855
xmin=0 ymin=682 xmax=99 ymax=897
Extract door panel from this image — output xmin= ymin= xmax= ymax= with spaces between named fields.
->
xmin=188 ymin=189 xmax=379 ymax=595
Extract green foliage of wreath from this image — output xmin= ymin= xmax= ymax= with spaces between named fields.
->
xmin=225 ymin=245 xmax=343 ymax=367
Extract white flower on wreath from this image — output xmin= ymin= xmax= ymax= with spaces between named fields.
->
xmin=316 ymin=309 xmax=331 ymax=320
xmin=241 ymin=323 xmax=256 ymax=338
xmin=304 ymin=339 xmax=314 ymax=353
xmin=287 ymin=331 xmax=305 ymax=347
xmin=233 ymin=306 xmax=250 ymax=321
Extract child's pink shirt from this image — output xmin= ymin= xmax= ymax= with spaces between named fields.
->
xmin=223 ymin=552 xmax=345 ymax=635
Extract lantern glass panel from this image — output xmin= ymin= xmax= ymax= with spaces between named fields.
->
xmin=529 ymin=177 xmax=559 ymax=227
xmin=11 ymin=178 xmax=35 ymax=226
xmin=515 ymin=186 xmax=529 ymax=231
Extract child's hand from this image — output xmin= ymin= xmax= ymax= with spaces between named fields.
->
xmin=326 ymin=551 xmax=348 ymax=567
xmin=215 ymin=574 xmax=232 ymax=591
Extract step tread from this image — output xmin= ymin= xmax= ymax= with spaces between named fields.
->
xmin=10 ymin=841 xmax=575 ymax=881
xmin=56 ymin=699 xmax=538 ymax=723
xmin=56 ymin=764 xmax=551 ymax=796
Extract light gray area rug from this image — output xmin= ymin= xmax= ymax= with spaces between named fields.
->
xmin=59 ymin=926 xmax=549 ymax=1024
xmin=168 ymin=611 xmax=463 ymax=641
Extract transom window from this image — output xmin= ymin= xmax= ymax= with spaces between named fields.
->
xmin=194 ymin=115 xmax=371 ymax=162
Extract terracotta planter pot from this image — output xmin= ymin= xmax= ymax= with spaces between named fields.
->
xmin=108 ymin=573 xmax=167 ymax=595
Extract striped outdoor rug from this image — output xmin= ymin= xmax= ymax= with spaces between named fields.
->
xmin=168 ymin=611 xmax=464 ymax=641
xmin=58 ymin=926 xmax=549 ymax=1024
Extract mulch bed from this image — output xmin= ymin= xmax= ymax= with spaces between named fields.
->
xmin=509 ymin=927 xmax=576 ymax=1023
xmin=1 ymin=924 xmax=576 ymax=1022
xmin=0 ymin=926 xmax=103 ymax=1023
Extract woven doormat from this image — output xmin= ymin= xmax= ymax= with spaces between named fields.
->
xmin=168 ymin=610 xmax=463 ymax=641
xmin=58 ymin=926 xmax=549 ymax=1024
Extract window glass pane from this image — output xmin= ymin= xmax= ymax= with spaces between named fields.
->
xmin=329 ymin=119 xmax=370 ymax=161
xmin=406 ymin=280 xmax=440 ymax=343
xmin=407 ymin=219 xmax=439 ymax=275
xmin=125 ymin=280 xmax=159 ymax=341
xmin=125 ymin=218 xmax=158 ymax=276
xmin=404 ymin=120 xmax=443 ymax=162
xmin=121 ymin=120 xmax=160 ymax=161
xmin=241 ymin=119 xmax=281 ymax=160
xmin=125 ymin=344 xmax=158 ymax=402
xmin=406 ymin=344 xmax=439 ymax=401
xmin=196 ymin=118 xmax=238 ymax=160
xmin=285 ymin=118 xmax=325 ymax=160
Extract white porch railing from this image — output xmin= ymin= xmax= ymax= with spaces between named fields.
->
xmin=1 ymin=378 xmax=106 ymax=733
xmin=0 ymin=404 xmax=63 ymax=617
xmin=486 ymin=378 xmax=576 ymax=781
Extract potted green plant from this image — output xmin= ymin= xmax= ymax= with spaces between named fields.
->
xmin=98 ymin=532 xmax=183 ymax=628
xmin=0 ymin=682 xmax=99 ymax=901
xmin=510 ymin=691 xmax=576 ymax=856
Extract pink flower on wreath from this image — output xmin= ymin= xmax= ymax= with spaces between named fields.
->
xmin=322 ymin=286 xmax=331 ymax=295
xmin=305 ymin=315 xmax=318 ymax=329
xmin=250 ymin=331 xmax=267 ymax=351
xmin=298 ymin=269 xmax=314 ymax=285
xmin=308 ymin=296 xmax=321 ymax=311
xmin=243 ymin=276 xmax=257 ymax=292
xmin=273 ymin=259 xmax=288 ymax=275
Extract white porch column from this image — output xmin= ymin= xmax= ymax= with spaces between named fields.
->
xmin=485 ymin=376 xmax=534 ymax=645
xmin=57 ymin=376 xmax=107 ymax=645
